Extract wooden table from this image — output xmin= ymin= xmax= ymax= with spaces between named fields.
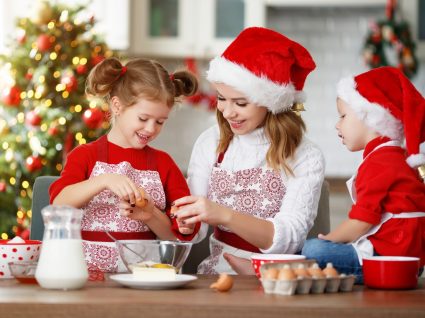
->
xmin=1 ymin=276 xmax=424 ymax=318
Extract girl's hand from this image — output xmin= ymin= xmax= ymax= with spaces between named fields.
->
xmin=119 ymin=192 xmax=156 ymax=222
xmin=173 ymin=196 xmax=232 ymax=226
xmin=99 ymin=174 xmax=142 ymax=205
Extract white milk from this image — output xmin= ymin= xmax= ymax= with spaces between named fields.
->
xmin=35 ymin=239 xmax=88 ymax=290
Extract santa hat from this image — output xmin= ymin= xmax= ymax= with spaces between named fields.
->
xmin=206 ymin=27 xmax=316 ymax=114
xmin=337 ymin=66 xmax=425 ymax=168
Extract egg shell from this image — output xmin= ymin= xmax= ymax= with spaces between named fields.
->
xmin=322 ymin=262 xmax=339 ymax=278
xmin=308 ymin=263 xmax=325 ymax=278
xmin=263 ymin=268 xmax=279 ymax=280
xmin=277 ymin=264 xmax=296 ymax=280
xmin=293 ymin=263 xmax=311 ymax=278
xmin=135 ymin=187 xmax=148 ymax=208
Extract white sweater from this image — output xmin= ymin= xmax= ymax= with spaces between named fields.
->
xmin=187 ymin=125 xmax=325 ymax=253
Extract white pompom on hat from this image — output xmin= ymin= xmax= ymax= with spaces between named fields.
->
xmin=337 ymin=66 xmax=425 ymax=168
xmin=206 ymin=27 xmax=316 ymax=114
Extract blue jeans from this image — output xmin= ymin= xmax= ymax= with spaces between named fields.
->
xmin=301 ymin=239 xmax=364 ymax=284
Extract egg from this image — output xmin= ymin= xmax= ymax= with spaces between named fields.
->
xmin=263 ymin=268 xmax=279 ymax=280
xmin=135 ymin=187 xmax=148 ymax=208
xmin=210 ymin=273 xmax=234 ymax=292
xmin=322 ymin=262 xmax=339 ymax=278
xmin=277 ymin=264 xmax=296 ymax=280
xmin=293 ymin=263 xmax=311 ymax=278
xmin=308 ymin=263 xmax=325 ymax=278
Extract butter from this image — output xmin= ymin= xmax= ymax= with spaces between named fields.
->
xmin=132 ymin=267 xmax=176 ymax=281
xmin=131 ymin=262 xmax=177 ymax=281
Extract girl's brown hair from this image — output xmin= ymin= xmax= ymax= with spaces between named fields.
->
xmin=216 ymin=109 xmax=306 ymax=175
xmin=85 ymin=57 xmax=198 ymax=108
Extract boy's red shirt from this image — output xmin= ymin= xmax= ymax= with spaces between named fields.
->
xmin=349 ymin=137 xmax=425 ymax=265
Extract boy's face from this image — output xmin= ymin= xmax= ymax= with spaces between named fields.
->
xmin=335 ymin=98 xmax=379 ymax=152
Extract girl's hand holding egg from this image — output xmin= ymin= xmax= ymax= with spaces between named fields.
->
xmin=119 ymin=187 xmax=155 ymax=222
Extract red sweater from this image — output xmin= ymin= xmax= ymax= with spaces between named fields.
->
xmin=50 ymin=135 xmax=200 ymax=241
xmin=349 ymin=137 xmax=425 ymax=265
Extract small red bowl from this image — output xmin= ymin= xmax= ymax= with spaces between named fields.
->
xmin=250 ymin=254 xmax=306 ymax=278
xmin=363 ymin=256 xmax=420 ymax=290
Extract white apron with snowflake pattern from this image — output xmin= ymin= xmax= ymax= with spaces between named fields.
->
xmin=81 ymin=137 xmax=166 ymax=272
xmin=197 ymin=152 xmax=286 ymax=274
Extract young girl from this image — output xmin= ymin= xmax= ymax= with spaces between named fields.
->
xmin=173 ymin=27 xmax=325 ymax=274
xmin=50 ymin=57 xmax=200 ymax=272
xmin=302 ymin=66 xmax=425 ymax=283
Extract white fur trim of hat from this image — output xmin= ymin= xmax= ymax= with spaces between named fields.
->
xmin=337 ymin=77 xmax=404 ymax=141
xmin=207 ymin=56 xmax=306 ymax=114
xmin=406 ymin=142 xmax=425 ymax=168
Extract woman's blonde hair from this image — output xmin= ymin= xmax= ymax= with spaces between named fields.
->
xmin=86 ymin=57 xmax=198 ymax=111
xmin=216 ymin=109 xmax=305 ymax=175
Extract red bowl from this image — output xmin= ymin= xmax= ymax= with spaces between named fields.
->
xmin=250 ymin=254 xmax=306 ymax=278
xmin=363 ymin=256 xmax=420 ymax=290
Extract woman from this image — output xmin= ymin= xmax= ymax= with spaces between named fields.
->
xmin=174 ymin=27 xmax=325 ymax=274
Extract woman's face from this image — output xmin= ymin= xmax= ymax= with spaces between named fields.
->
xmin=110 ymin=96 xmax=170 ymax=149
xmin=335 ymin=98 xmax=378 ymax=152
xmin=214 ymin=83 xmax=268 ymax=135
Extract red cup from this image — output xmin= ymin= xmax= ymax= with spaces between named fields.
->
xmin=363 ymin=256 xmax=420 ymax=290
xmin=250 ymin=254 xmax=306 ymax=278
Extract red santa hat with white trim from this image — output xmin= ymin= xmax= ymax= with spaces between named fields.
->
xmin=206 ymin=27 xmax=316 ymax=114
xmin=337 ymin=66 xmax=425 ymax=168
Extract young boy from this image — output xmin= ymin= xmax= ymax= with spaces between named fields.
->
xmin=302 ymin=66 xmax=425 ymax=283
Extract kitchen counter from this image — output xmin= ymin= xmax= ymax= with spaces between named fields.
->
xmin=1 ymin=275 xmax=424 ymax=318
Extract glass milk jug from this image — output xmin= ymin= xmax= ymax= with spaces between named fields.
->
xmin=35 ymin=205 xmax=88 ymax=290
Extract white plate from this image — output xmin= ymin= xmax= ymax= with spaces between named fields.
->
xmin=109 ymin=274 xmax=197 ymax=290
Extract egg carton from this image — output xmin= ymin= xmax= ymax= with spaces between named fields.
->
xmin=259 ymin=261 xmax=356 ymax=295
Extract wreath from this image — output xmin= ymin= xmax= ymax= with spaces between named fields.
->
xmin=363 ymin=0 xmax=418 ymax=78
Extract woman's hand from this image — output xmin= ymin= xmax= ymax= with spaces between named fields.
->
xmin=173 ymin=196 xmax=233 ymax=226
xmin=171 ymin=205 xmax=195 ymax=235
xmin=99 ymin=174 xmax=142 ymax=205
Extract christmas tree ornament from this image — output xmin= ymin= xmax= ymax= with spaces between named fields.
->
xmin=17 ymin=29 xmax=26 ymax=44
xmin=61 ymin=73 xmax=78 ymax=92
xmin=47 ymin=126 xmax=59 ymax=136
xmin=0 ymin=120 xmax=9 ymax=136
xmin=25 ymin=156 xmax=43 ymax=172
xmin=2 ymin=86 xmax=21 ymax=106
xmin=0 ymin=182 xmax=6 ymax=192
xmin=36 ymin=34 xmax=52 ymax=52
xmin=31 ymin=0 xmax=53 ymax=26
xmin=83 ymin=108 xmax=104 ymax=129
xmin=76 ymin=64 xmax=88 ymax=75
xmin=90 ymin=55 xmax=105 ymax=66
xmin=25 ymin=110 xmax=42 ymax=126
xmin=363 ymin=0 xmax=418 ymax=78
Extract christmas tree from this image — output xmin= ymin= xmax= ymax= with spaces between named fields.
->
xmin=0 ymin=1 xmax=114 ymax=239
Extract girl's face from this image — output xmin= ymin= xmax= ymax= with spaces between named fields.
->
xmin=214 ymin=83 xmax=268 ymax=135
xmin=110 ymin=96 xmax=170 ymax=149
xmin=335 ymin=98 xmax=379 ymax=152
